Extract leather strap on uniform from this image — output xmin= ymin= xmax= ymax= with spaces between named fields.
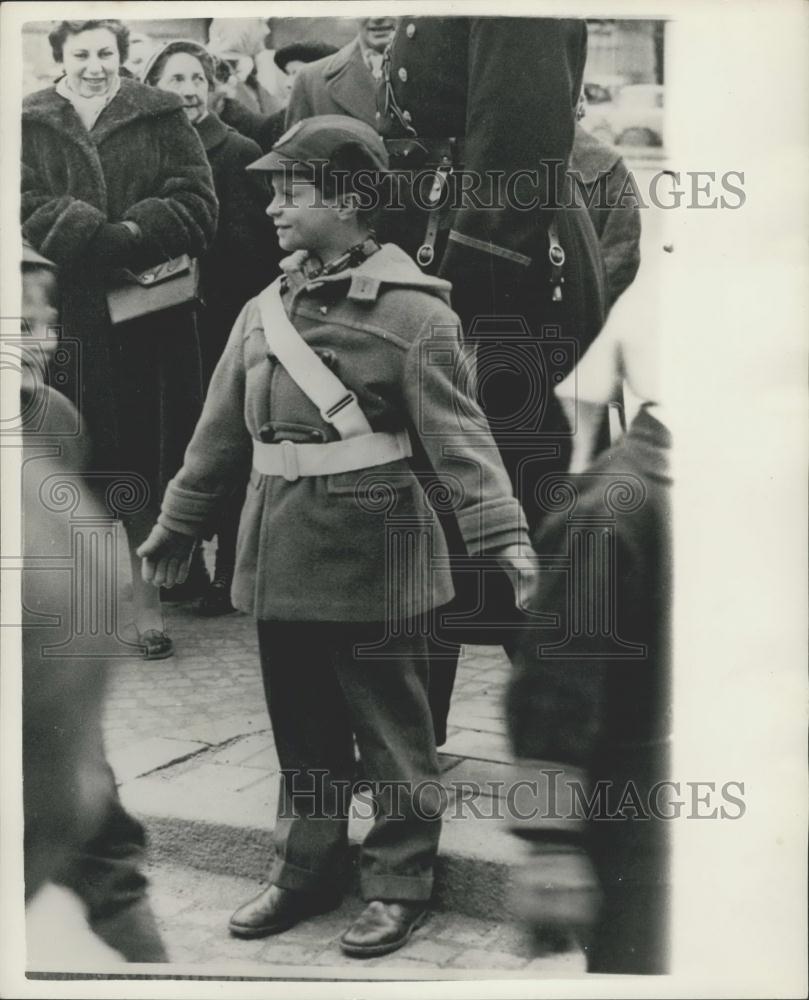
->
xmin=417 ymin=159 xmax=452 ymax=269
xmin=257 ymin=279 xmax=372 ymax=440
xmin=382 ymin=49 xmax=417 ymax=136
xmin=548 ymin=218 xmax=566 ymax=302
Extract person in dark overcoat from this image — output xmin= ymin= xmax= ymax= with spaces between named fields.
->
xmin=285 ymin=18 xmax=397 ymax=129
xmin=144 ymin=39 xmax=274 ymax=614
xmin=21 ymin=19 xmax=218 ymax=657
xmin=570 ymin=121 xmax=642 ymax=310
xmin=142 ymin=41 xmax=272 ymax=384
xmin=376 ymin=16 xmax=608 ymax=742
xmin=273 ymin=40 xmax=339 ymax=100
xmin=213 ymin=88 xmax=284 ymax=153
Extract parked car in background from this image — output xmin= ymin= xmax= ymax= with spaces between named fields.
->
xmin=583 ymin=75 xmax=626 ymax=106
xmin=583 ymin=83 xmax=664 ymax=148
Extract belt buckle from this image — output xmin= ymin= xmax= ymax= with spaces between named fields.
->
xmin=281 ymin=440 xmax=300 ymax=482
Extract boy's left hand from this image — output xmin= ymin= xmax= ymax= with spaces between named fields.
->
xmin=137 ymin=525 xmax=196 ymax=589
xmin=488 ymin=542 xmax=542 ymax=612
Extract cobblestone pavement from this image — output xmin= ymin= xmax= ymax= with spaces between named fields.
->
xmin=103 ymin=594 xmax=513 ymax=762
xmin=145 ymin=861 xmax=586 ymax=978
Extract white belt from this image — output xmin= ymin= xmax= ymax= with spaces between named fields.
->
xmin=252 ymin=430 xmax=412 ymax=482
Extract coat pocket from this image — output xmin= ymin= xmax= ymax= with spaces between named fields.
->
xmin=325 ymin=459 xmax=417 ymax=504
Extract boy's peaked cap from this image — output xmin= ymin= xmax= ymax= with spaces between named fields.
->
xmin=247 ymin=115 xmax=389 ymax=174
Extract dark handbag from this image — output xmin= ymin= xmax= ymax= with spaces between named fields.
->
xmin=106 ymin=254 xmax=201 ymax=326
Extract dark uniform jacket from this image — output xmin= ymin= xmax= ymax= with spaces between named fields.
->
xmin=158 ymin=244 xmax=528 ymax=621
xmin=21 ymin=79 xmax=218 ymax=496
xmin=378 ymin=17 xmax=608 ymax=528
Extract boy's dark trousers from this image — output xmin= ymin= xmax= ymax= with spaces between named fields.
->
xmin=257 ymin=620 xmax=442 ymax=903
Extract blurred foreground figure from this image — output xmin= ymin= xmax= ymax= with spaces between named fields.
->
xmin=508 ymin=281 xmax=672 ymax=974
xmin=21 ymin=243 xmax=166 ymax=964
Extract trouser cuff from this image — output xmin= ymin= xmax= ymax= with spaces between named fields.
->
xmin=270 ymin=857 xmax=344 ymax=895
xmin=360 ymin=872 xmax=433 ymax=903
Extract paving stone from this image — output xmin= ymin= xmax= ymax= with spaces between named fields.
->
xmin=441 ymin=757 xmax=515 ymax=791
xmin=521 ymin=949 xmax=588 ymax=974
xmin=122 ymin=762 xmax=274 ymax=822
xmin=485 ymin=921 xmax=536 ymax=958
xmin=149 ymin=889 xmax=201 ymax=922
xmin=192 ymin=933 xmax=269 ymax=961
xmin=440 ymin=728 xmax=513 ymax=764
xmin=436 ymin=753 xmax=462 ymax=773
xmin=446 ymin=947 xmax=528 ymax=970
xmin=307 ymin=943 xmax=352 ymax=967
xmin=257 ymin=940 xmax=325 ymax=966
xmin=451 ymin=696 xmax=507 ymax=721
xmin=106 ymin=737 xmax=207 ymax=782
xmin=399 ymin=939 xmax=459 ymax=965
xmin=433 ymin=914 xmax=494 ymax=946
xmin=210 ymin=733 xmax=277 ymax=768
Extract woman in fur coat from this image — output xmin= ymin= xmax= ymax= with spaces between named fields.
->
xmin=21 ymin=19 xmax=218 ymax=658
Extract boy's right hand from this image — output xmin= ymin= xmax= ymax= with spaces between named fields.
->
xmin=137 ymin=525 xmax=196 ymax=589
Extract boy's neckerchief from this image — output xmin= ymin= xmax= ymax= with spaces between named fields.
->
xmin=305 ymin=237 xmax=381 ymax=280
xmin=280 ymin=238 xmax=381 ymax=294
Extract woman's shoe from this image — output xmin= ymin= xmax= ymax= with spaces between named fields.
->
xmin=138 ymin=629 xmax=174 ymax=660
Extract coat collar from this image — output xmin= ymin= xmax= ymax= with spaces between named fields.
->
xmin=23 ymin=77 xmax=186 ymax=145
xmin=282 ymin=243 xmax=453 ymax=304
xmin=194 ymin=111 xmax=230 ymax=153
xmin=318 ymin=38 xmax=377 ymax=125
xmin=570 ymin=124 xmax=622 ymax=183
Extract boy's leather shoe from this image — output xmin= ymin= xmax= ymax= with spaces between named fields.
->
xmin=228 ymin=885 xmax=341 ymax=939
xmin=339 ymin=900 xmax=428 ymax=957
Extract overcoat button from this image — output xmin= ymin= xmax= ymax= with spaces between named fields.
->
xmin=402 ymin=110 xmax=412 ymax=123
xmin=406 ymin=23 xmax=416 ymax=38
xmin=398 ymin=67 xmax=408 ymax=82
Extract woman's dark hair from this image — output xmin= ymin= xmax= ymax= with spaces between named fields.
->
xmin=48 ymin=20 xmax=130 ymax=64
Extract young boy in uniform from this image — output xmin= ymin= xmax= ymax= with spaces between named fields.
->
xmin=138 ymin=115 xmax=536 ymax=958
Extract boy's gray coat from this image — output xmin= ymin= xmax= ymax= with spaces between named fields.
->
xmin=159 ymin=243 xmax=528 ymax=621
